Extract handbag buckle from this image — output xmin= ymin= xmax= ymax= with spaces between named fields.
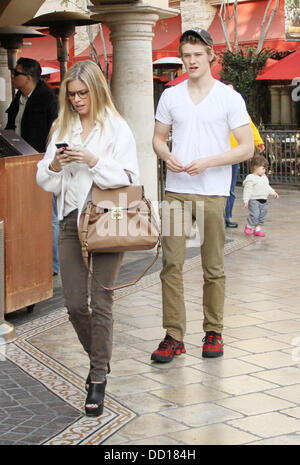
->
xmin=111 ymin=207 xmax=123 ymax=220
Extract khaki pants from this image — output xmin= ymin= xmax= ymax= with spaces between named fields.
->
xmin=59 ymin=210 xmax=123 ymax=383
xmin=160 ymin=192 xmax=226 ymax=341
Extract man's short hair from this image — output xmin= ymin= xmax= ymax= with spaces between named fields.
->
xmin=16 ymin=58 xmax=41 ymax=83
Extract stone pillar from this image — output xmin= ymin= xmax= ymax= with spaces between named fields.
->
xmin=269 ymin=85 xmax=281 ymax=125
xmin=181 ymin=0 xmax=216 ymax=31
xmin=89 ymin=3 xmax=179 ymax=201
xmin=0 ymin=48 xmax=12 ymax=129
xmin=281 ymin=86 xmax=292 ymax=125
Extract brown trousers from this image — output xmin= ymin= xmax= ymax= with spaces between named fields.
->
xmin=58 ymin=210 xmax=123 ymax=383
xmin=160 ymin=192 xmax=226 ymax=341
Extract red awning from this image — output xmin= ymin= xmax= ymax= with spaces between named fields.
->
xmin=257 ymin=47 xmax=300 ymax=79
xmin=152 ymin=15 xmax=181 ymax=61
xmin=208 ymin=0 xmax=300 ymax=52
xmin=72 ymin=16 xmax=181 ymax=65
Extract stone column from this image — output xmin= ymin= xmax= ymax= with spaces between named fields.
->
xmin=0 ymin=47 xmax=12 ymax=129
xmin=269 ymin=85 xmax=281 ymax=125
xmin=281 ymin=86 xmax=292 ymax=125
xmin=89 ymin=3 xmax=179 ymax=201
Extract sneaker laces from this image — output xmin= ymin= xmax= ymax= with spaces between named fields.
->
xmin=203 ymin=332 xmax=217 ymax=344
xmin=158 ymin=334 xmax=175 ymax=349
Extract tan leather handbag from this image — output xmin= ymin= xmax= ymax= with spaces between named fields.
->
xmin=78 ymin=184 xmax=161 ymax=291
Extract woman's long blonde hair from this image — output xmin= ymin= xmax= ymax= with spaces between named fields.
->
xmin=49 ymin=60 xmax=119 ymax=141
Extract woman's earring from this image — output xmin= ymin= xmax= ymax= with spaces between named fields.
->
xmin=71 ymin=104 xmax=77 ymax=112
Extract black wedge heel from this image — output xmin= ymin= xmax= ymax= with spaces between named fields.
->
xmin=85 ymin=381 xmax=106 ymax=417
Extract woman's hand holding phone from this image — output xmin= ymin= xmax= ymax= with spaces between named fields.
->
xmin=63 ymin=145 xmax=98 ymax=168
xmin=53 ymin=142 xmax=72 ymax=168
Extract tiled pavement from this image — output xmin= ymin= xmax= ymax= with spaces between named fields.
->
xmin=1 ymin=186 xmax=300 ymax=445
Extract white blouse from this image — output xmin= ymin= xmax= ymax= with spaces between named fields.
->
xmin=36 ymin=109 xmax=140 ymax=222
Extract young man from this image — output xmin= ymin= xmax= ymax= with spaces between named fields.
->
xmin=151 ymin=28 xmax=254 ymax=362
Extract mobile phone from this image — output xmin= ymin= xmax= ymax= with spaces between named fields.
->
xmin=55 ymin=142 xmax=69 ymax=149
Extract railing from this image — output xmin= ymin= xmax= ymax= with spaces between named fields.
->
xmin=238 ymin=130 xmax=300 ymax=185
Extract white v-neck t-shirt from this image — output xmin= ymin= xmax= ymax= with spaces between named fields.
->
xmin=155 ymin=79 xmax=250 ymax=196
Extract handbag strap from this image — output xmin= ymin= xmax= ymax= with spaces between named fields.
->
xmin=81 ymin=202 xmax=92 ymax=270
xmin=97 ymin=238 xmax=161 ymax=291
xmin=80 ymin=200 xmax=161 ymax=291
xmin=84 ymin=238 xmax=161 ymax=292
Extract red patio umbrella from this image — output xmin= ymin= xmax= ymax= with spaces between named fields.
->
xmin=256 ymin=48 xmax=300 ymax=80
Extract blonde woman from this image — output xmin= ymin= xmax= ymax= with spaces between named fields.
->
xmin=37 ymin=60 xmax=139 ymax=417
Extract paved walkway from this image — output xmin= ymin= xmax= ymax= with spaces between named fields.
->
xmin=1 ymin=186 xmax=300 ymax=445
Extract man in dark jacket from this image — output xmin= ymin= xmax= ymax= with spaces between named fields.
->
xmin=6 ymin=57 xmax=58 ymax=152
xmin=6 ymin=57 xmax=59 ymax=274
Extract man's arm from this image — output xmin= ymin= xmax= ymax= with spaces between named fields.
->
xmin=185 ymin=123 xmax=254 ymax=176
xmin=152 ymin=120 xmax=184 ymax=173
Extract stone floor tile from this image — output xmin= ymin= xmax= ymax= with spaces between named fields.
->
xmin=117 ymin=392 xmax=176 ymax=415
xmin=201 ymin=374 xmax=278 ymax=396
xmin=118 ymin=413 xmax=187 ymax=441
xmin=109 ymin=359 xmax=154 ymax=378
xmin=184 ymin=333 xmax=204 ymax=347
xmin=236 ymin=300 xmax=285 ymax=312
xmin=223 ymin=314 xmax=266 ymax=328
xmin=110 ymin=344 xmax=146 ymax=361
xmin=229 ymin=337 xmax=290 ymax=354
xmin=247 ymin=310 xmax=300 ymax=322
xmin=240 ymin=351 xmax=296 ymax=369
xmin=137 ymin=353 xmax=200 ymax=370
xmin=143 ymin=366 xmax=217 ymax=387
xmin=252 ymin=367 xmax=300 ymax=386
xmin=257 ymin=320 xmax=300 ymax=334
xmin=126 ymin=327 xmax=165 ymax=341
xmin=194 ymin=358 xmax=262 ymax=378
xmin=160 ymin=402 xmax=242 ymax=427
xmin=152 ymin=383 xmax=229 ymax=406
xmin=215 ymin=392 xmax=295 ymax=416
xmin=169 ymin=423 xmax=258 ymax=445
xmin=267 ymin=384 xmax=300 ymax=404
xmin=106 ymin=374 xmax=165 ymax=397
xmin=281 ymin=407 xmax=300 ymax=419
xmin=223 ymin=326 xmax=277 ymax=340
xmin=249 ymin=434 xmax=300 ymax=445
xmin=102 ymin=433 xmax=130 ymax=445
xmin=126 ymin=435 xmax=182 ymax=445
xmin=233 ymin=292 xmax=282 ymax=303
xmin=228 ymin=412 xmax=300 ymax=438
xmin=123 ymin=315 xmax=163 ymax=329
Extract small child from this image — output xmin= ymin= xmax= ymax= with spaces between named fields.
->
xmin=243 ymin=154 xmax=279 ymax=237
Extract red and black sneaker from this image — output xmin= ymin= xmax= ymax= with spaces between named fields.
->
xmin=151 ymin=334 xmax=186 ymax=363
xmin=202 ymin=331 xmax=224 ymax=358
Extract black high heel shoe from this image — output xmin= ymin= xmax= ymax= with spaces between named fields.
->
xmin=85 ymin=363 xmax=111 ymax=392
xmin=85 ymin=381 xmax=106 ymax=417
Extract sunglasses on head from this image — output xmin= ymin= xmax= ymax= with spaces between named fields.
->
xmin=12 ymin=69 xmax=29 ymax=77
